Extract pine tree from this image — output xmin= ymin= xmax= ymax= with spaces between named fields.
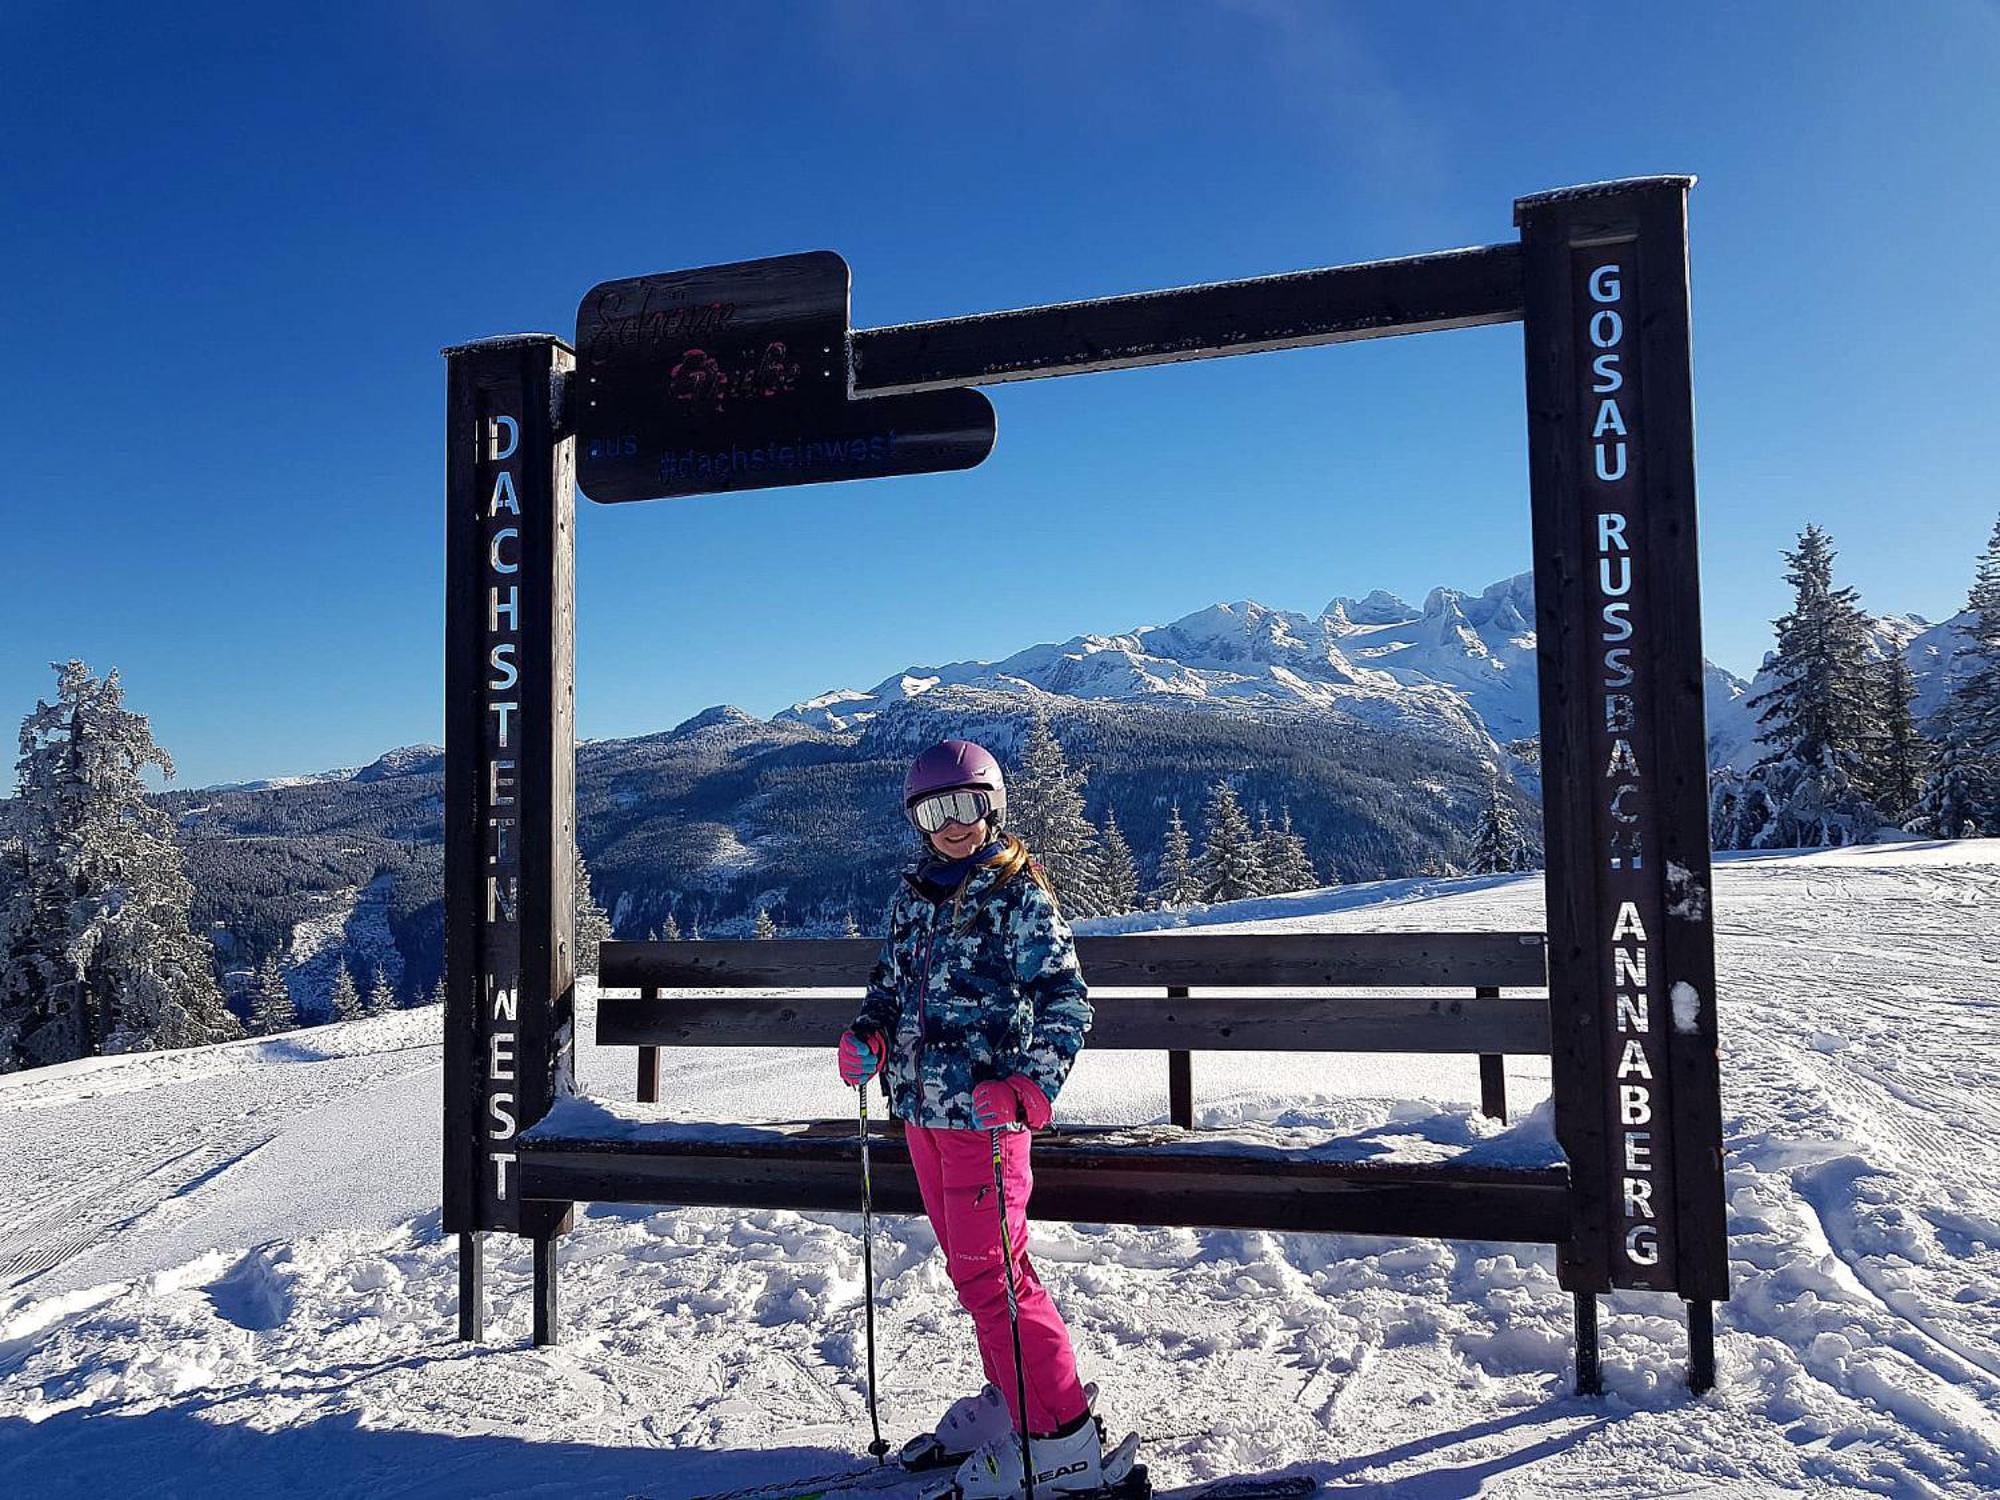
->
xmin=1151 ymin=801 xmax=1200 ymax=909
xmin=1267 ymin=804 xmax=1320 ymax=890
xmin=328 ymin=963 xmax=362 ymax=1022
xmin=1007 ymin=705 xmax=1109 ymax=917
xmin=1097 ymin=807 xmax=1139 ymax=914
xmin=753 ymin=907 xmax=778 ymax=940
xmin=1913 ymin=515 xmax=2000 ymax=837
xmin=842 ymin=908 xmax=862 ymax=939
xmin=1956 ymin=513 xmax=2000 ymax=750
xmin=429 ymin=976 xmax=446 ymax=1008
xmin=363 ymin=967 xmax=394 ymax=1017
xmin=249 ymin=956 xmax=297 ymax=1036
xmin=1467 ymin=773 xmax=1530 ymax=874
xmin=1196 ymin=779 xmax=1265 ymax=904
xmin=1718 ymin=527 xmax=1882 ymax=848
xmin=1252 ymin=802 xmax=1318 ymax=894
xmin=1252 ymin=804 xmax=1278 ymax=892
xmin=663 ymin=910 xmax=683 ymax=941
xmin=574 ymin=844 xmax=613 ymax=976
xmin=1872 ymin=652 xmax=1924 ymax=822
xmin=0 ymin=661 xmax=238 ymax=1070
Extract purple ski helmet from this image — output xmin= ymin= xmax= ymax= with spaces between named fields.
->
xmin=902 ymin=739 xmax=1007 ymax=830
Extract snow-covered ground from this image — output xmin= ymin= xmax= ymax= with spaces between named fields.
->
xmin=2 ymin=843 xmax=1997 ymax=1498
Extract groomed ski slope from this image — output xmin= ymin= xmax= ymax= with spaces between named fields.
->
xmin=1 ymin=841 xmax=1996 ymax=1498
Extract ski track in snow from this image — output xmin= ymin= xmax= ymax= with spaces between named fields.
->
xmin=0 ymin=842 xmax=1996 ymax=1498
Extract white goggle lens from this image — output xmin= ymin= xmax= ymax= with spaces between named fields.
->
xmin=911 ymin=789 xmax=990 ymax=833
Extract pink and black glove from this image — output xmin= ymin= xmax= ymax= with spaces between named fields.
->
xmin=971 ymin=1075 xmax=1054 ymax=1131
xmin=837 ymin=1029 xmax=885 ymax=1087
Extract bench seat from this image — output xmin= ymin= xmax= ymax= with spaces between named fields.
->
xmin=518 ymin=1095 xmax=1573 ymax=1245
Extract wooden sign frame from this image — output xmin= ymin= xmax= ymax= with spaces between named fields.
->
xmin=442 ymin=175 xmax=1726 ymax=1376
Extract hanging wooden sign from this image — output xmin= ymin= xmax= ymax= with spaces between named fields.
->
xmin=574 ymin=251 xmax=995 ymax=503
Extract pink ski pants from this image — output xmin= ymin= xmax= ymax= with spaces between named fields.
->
xmin=903 ymin=1121 xmax=1089 ymax=1436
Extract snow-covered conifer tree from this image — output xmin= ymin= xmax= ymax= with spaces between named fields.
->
xmin=663 ymin=910 xmax=683 ymax=941
xmin=753 ymin=907 xmax=778 ymax=940
xmin=363 ymin=967 xmax=394 ymax=1018
xmin=328 ymin=963 xmax=361 ymax=1022
xmin=1007 ymin=705 xmax=1108 ymax=917
xmin=1150 ymin=801 xmax=1200 ymax=909
xmin=0 ymin=661 xmax=237 ymax=1071
xmin=429 ymin=976 xmax=446 ymax=1008
xmin=1717 ymin=527 xmax=1882 ymax=847
xmin=1872 ymin=652 xmax=1924 ymax=822
xmin=249 ymin=956 xmax=296 ymax=1036
xmin=1948 ymin=516 xmax=2000 ymax=772
xmin=842 ymin=908 xmax=861 ymax=939
xmin=1098 ymin=807 xmax=1139 ymax=914
xmin=1913 ymin=516 xmax=2000 ymax=836
xmin=1467 ymin=773 xmax=1531 ymax=874
xmin=1255 ymin=802 xmax=1317 ymax=893
xmin=1276 ymin=805 xmax=1320 ymax=889
xmin=574 ymin=844 xmax=612 ymax=976
xmin=1196 ymin=779 xmax=1264 ymax=904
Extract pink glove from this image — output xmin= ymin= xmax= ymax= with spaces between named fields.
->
xmin=972 ymin=1075 xmax=1053 ymax=1130
xmin=837 ymin=1030 xmax=885 ymax=1086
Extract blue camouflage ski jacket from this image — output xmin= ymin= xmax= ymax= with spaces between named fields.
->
xmin=849 ymin=843 xmax=1092 ymax=1131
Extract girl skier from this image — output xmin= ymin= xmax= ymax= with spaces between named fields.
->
xmin=837 ymin=738 xmax=1137 ymax=1499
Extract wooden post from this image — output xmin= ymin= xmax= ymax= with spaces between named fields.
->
xmin=1516 ymin=178 xmax=1726 ymax=1309
xmin=442 ymin=333 xmax=579 ymax=1339
xmin=1167 ymin=986 xmax=1193 ymax=1129
xmin=637 ymin=1047 xmax=661 ymax=1103
xmin=1574 ymin=1291 xmax=1601 ymax=1396
xmin=1475 ymin=985 xmax=1506 ymax=1122
xmin=457 ymin=1231 xmax=483 ymax=1342
xmin=1687 ymin=1299 xmax=1716 ymax=1395
xmin=533 ymin=1231 xmax=560 ymax=1347
xmin=637 ymin=989 xmax=661 ymax=1103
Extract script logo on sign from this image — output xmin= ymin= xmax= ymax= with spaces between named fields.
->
xmin=575 ymin=251 xmax=995 ymax=503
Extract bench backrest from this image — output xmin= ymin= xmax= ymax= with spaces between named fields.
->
xmin=596 ymin=931 xmax=1551 ymax=1056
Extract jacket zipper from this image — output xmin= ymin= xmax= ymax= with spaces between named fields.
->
xmin=914 ymin=900 xmax=939 ymax=1109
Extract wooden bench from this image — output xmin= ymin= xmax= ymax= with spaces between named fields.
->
xmin=516 ymin=930 xmax=1607 ymax=1382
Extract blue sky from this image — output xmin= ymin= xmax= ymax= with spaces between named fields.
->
xmin=4 ymin=2 xmax=1996 ymax=788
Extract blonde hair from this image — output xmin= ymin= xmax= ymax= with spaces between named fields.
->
xmin=939 ymin=828 xmax=1060 ymax=928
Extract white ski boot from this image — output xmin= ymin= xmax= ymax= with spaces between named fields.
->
xmin=902 ymin=1380 xmax=1100 ymax=1472
xmin=943 ymin=1416 xmax=1147 ymax=1499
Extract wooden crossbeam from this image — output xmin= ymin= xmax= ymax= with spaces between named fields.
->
xmin=599 ymin=931 xmax=1549 ymax=992
xmin=597 ymin=991 xmax=1550 ymax=1055
xmin=849 ymin=244 xmax=1524 ymax=395
xmin=517 ymin=1127 xmax=1571 ymax=1244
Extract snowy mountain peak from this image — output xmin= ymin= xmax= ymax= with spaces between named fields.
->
xmin=773 ymin=572 xmax=1565 ymax=757
xmin=666 ymin=704 xmax=761 ymax=739
xmin=353 ymin=745 xmax=444 ymax=783
xmin=1323 ymin=588 xmax=1419 ymax=628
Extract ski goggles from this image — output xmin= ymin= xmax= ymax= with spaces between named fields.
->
xmin=908 ymin=788 xmax=994 ymax=833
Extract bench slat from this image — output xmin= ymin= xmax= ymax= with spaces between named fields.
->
xmin=597 ymin=992 xmax=1551 ymax=1055
xmin=517 ymin=1129 xmax=1570 ymax=1243
xmin=600 ymin=931 xmax=1548 ymax=991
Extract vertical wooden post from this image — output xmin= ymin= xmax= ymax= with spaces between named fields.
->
xmin=533 ymin=1231 xmax=560 ymax=1347
xmin=1167 ymin=986 xmax=1193 ymax=1129
xmin=1517 ymin=179 xmax=1726 ymax=1319
xmin=457 ymin=1231 xmax=484 ymax=1342
xmin=1687 ymin=1299 xmax=1716 ymax=1395
xmin=443 ymin=334 xmax=579 ymax=1341
xmin=637 ymin=988 xmax=661 ymax=1103
xmin=1475 ymin=985 xmax=1507 ymax=1122
xmin=1574 ymin=1291 xmax=1601 ymax=1396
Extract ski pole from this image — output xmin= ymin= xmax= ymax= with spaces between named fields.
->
xmin=990 ymin=1123 xmax=1035 ymax=1500
xmin=857 ymin=1081 xmax=890 ymax=1462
